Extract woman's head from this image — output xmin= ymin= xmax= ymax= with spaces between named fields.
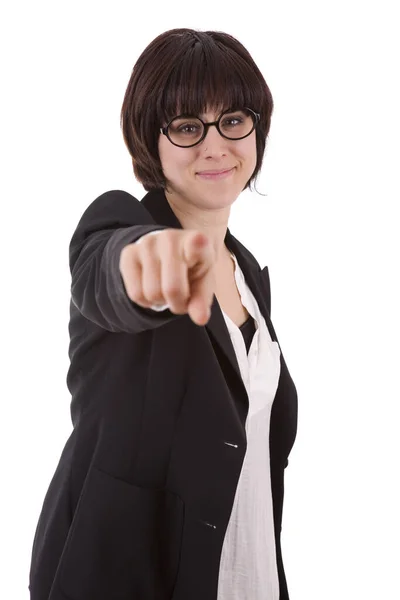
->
xmin=120 ymin=28 xmax=274 ymax=201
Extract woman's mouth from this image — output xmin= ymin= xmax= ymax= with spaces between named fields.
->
xmin=196 ymin=167 xmax=235 ymax=181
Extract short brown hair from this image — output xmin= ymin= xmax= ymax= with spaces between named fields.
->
xmin=120 ymin=28 xmax=274 ymax=194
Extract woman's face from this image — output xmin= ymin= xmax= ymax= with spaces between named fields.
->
xmin=158 ymin=106 xmax=257 ymax=210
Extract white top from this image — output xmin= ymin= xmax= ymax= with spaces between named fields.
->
xmin=136 ymin=231 xmax=281 ymax=598
xmin=216 ymin=251 xmax=281 ymax=600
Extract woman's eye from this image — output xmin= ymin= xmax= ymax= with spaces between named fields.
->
xmin=223 ymin=118 xmax=241 ymax=127
xmin=179 ymin=124 xmax=200 ymax=133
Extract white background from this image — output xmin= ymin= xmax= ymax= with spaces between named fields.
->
xmin=1 ymin=1 xmax=399 ymax=598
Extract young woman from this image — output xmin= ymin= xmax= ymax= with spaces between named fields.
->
xmin=29 ymin=28 xmax=298 ymax=600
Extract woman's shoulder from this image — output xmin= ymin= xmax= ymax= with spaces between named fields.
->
xmin=74 ymin=189 xmax=144 ymax=224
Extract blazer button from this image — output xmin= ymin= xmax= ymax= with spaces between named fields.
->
xmin=223 ymin=440 xmax=239 ymax=448
xmin=201 ymin=520 xmax=217 ymax=529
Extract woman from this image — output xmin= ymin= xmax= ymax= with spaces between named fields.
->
xmin=29 ymin=28 xmax=298 ymax=600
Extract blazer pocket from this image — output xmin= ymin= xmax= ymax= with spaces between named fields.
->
xmin=58 ymin=466 xmax=184 ymax=600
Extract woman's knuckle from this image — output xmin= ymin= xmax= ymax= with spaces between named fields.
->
xmin=164 ymin=282 xmax=181 ymax=298
xmin=127 ymin=284 xmax=140 ymax=302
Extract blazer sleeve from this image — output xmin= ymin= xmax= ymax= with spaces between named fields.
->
xmin=69 ymin=189 xmax=183 ymax=334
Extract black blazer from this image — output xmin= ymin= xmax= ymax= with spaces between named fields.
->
xmin=28 ymin=188 xmax=298 ymax=600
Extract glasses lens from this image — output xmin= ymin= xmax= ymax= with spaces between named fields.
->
xmin=168 ymin=117 xmax=203 ymax=146
xmin=219 ymin=109 xmax=255 ymax=139
xmin=168 ymin=109 xmax=255 ymax=147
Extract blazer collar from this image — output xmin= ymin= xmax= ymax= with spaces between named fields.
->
xmin=140 ymin=188 xmax=276 ymax=404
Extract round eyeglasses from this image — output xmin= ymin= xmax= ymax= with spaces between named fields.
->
xmin=160 ymin=107 xmax=260 ymax=148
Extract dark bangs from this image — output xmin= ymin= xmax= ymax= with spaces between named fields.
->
xmin=157 ymin=34 xmax=267 ymax=124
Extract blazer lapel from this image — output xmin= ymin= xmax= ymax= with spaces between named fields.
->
xmin=141 ymin=188 xmax=276 ymax=399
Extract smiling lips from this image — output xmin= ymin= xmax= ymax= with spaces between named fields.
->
xmin=196 ymin=167 xmax=235 ymax=180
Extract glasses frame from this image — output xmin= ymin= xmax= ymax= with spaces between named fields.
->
xmin=159 ymin=107 xmax=260 ymax=148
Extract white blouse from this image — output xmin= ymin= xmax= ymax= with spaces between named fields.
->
xmin=216 ymin=251 xmax=281 ymax=600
